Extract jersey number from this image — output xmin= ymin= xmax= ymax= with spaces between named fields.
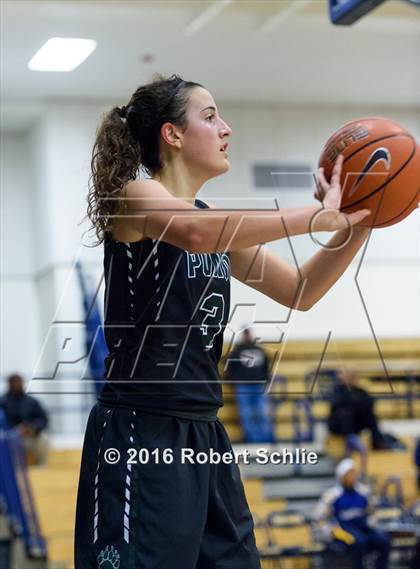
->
xmin=199 ymin=293 xmax=225 ymax=350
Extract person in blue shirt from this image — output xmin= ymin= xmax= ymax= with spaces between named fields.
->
xmin=225 ymin=327 xmax=275 ymax=443
xmin=314 ymin=458 xmax=390 ymax=569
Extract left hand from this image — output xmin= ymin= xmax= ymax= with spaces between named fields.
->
xmin=314 ymin=154 xmax=371 ymax=229
xmin=314 ymin=154 xmax=344 ymax=208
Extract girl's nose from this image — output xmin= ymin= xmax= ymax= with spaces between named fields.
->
xmin=221 ymin=121 xmax=232 ymax=137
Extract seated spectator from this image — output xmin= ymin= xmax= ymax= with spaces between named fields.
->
xmin=224 ymin=327 xmax=275 ymax=443
xmin=328 ymin=369 xmax=388 ymax=450
xmin=0 ymin=373 xmax=49 ymax=465
xmin=314 ymin=458 xmax=390 ymax=569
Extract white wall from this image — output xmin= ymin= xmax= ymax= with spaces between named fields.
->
xmin=202 ymin=103 xmax=419 ymax=342
xmin=1 ymin=101 xmax=418 ymax=432
xmin=0 ymin=131 xmax=40 ymax=379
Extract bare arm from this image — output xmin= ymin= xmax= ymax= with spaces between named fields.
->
xmin=230 ymin=154 xmax=370 ymax=310
xmin=299 ymin=225 xmax=369 ymax=309
xmin=123 ymin=178 xmax=319 ymax=252
xmin=231 ymin=225 xmax=369 ymax=311
xmin=122 ymin=156 xmax=369 ymax=254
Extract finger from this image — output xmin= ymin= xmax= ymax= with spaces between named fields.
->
xmin=316 ymin=168 xmax=329 ymax=193
xmin=331 ymin=154 xmax=344 ymax=187
xmin=347 ymin=209 xmax=371 ymax=226
xmin=331 ymin=154 xmax=343 ymax=179
xmin=313 ymin=184 xmax=324 ymax=199
xmin=333 ymin=154 xmax=344 ymax=170
xmin=313 ymin=171 xmax=326 ymax=198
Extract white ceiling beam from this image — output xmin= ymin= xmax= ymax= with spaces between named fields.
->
xmin=183 ymin=0 xmax=235 ymax=37
xmin=255 ymin=0 xmax=311 ymax=38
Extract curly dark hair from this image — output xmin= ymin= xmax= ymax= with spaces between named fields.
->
xmin=84 ymin=73 xmax=203 ymax=246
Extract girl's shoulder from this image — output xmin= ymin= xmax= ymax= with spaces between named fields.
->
xmin=105 ymin=217 xmax=147 ymax=245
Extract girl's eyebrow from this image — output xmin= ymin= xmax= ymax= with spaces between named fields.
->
xmin=200 ymin=106 xmax=216 ymax=113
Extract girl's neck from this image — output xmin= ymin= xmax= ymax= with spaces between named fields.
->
xmin=152 ymin=160 xmax=207 ymax=202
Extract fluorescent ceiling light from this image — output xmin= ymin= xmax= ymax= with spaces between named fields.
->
xmin=28 ymin=37 xmax=97 ymax=72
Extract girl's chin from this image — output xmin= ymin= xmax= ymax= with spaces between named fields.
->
xmin=217 ymin=162 xmax=230 ymax=175
xmin=202 ymin=159 xmax=230 ymax=179
xmin=219 ymin=157 xmax=230 ymax=170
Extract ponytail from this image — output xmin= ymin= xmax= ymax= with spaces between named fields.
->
xmin=84 ymin=73 xmax=203 ymax=246
xmin=85 ymin=106 xmax=141 ymax=246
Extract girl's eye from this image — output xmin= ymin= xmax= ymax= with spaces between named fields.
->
xmin=206 ymin=114 xmax=215 ymax=122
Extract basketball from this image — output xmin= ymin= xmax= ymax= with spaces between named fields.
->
xmin=319 ymin=117 xmax=420 ymax=228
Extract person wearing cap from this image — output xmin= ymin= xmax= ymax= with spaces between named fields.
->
xmin=313 ymin=458 xmax=390 ymax=568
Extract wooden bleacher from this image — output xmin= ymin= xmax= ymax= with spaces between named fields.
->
xmin=219 ymin=337 xmax=419 ymax=442
xmin=26 ymin=337 xmax=419 ymax=568
xmin=27 ymin=442 xmax=419 ymax=568
xmin=245 ymin=438 xmax=419 ymax=568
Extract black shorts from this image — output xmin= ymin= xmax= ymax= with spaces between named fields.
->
xmin=74 ymin=403 xmax=261 ymax=569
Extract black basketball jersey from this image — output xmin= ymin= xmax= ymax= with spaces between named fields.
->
xmin=98 ymin=198 xmax=231 ymax=414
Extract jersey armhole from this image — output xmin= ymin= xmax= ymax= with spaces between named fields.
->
xmin=104 ymin=228 xmax=150 ymax=246
xmin=194 ymin=198 xmax=209 ymax=209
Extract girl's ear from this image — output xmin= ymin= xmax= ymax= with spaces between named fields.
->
xmin=160 ymin=122 xmax=183 ymax=149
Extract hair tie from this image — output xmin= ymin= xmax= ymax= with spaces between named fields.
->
xmin=158 ymin=80 xmax=187 ymax=118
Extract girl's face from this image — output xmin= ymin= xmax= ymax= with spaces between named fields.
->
xmin=181 ymin=87 xmax=232 ymax=178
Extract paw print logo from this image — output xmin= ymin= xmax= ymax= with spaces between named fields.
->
xmin=97 ymin=545 xmax=120 ymax=569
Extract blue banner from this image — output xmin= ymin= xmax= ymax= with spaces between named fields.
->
xmin=75 ymin=261 xmax=108 ymax=397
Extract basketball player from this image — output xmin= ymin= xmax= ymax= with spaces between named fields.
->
xmin=75 ymin=74 xmax=371 ymax=568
